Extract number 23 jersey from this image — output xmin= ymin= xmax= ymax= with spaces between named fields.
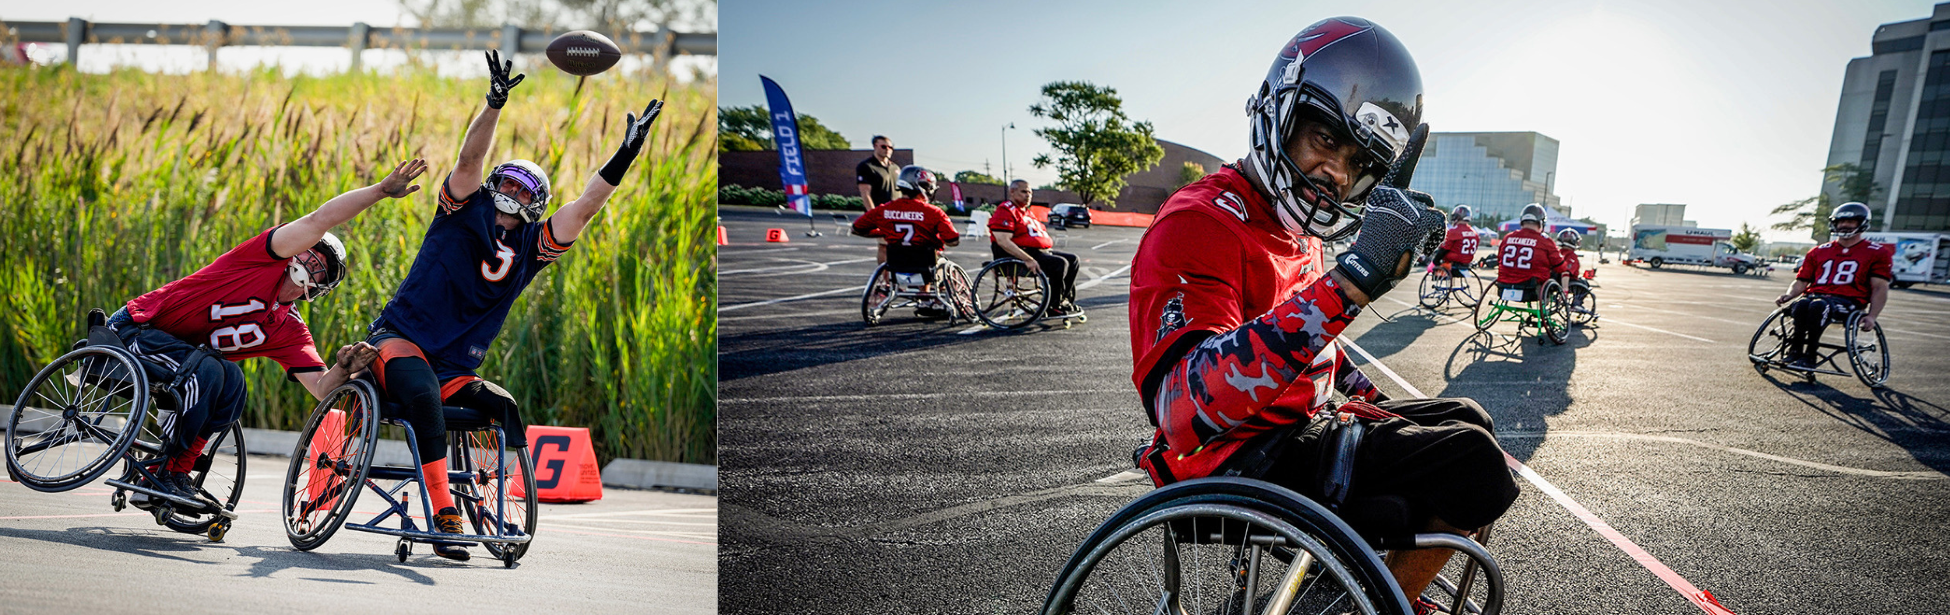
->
xmin=1796 ymin=240 xmax=1893 ymax=302
xmin=122 ymin=225 xmax=326 ymax=377
xmin=375 ymin=176 xmax=573 ymax=374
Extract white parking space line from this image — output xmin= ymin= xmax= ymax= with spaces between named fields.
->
xmin=720 ymin=308 xmax=858 ymax=322
xmin=1595 ymin=316 xmax=1716 ymax=343
xmin=719 ymin=285 xmax=866 ymax=313
xmin=1090 ymin=238 xmax=1132 ymax=250
xmin=1381 ymin=295 xmax=1467 ymax=325
xmin=1075 ymin=264 xmax=1133 ymax=291
xmin=722 ymin=257 xmax=876 ymax=276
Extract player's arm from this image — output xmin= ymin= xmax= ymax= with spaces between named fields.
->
xmin=991 ymin=231 xmax=1040 ymax=272
xmin=551 ymin=100 xmax=663 ymax=244
xmin=449 ymin=50 xmax=525 ymax=201
xmin=850 ymin=208 xmax=880 ymax=238
xmin=936 ymin=210 xmax=961 ymax=248
xmin=292 ymin=342 xmax=380 ymax=400
xmin=1334 ymin=356 xmax=1388 ymax=402
xmin=271 ymin=158 xmax=427 ymax=259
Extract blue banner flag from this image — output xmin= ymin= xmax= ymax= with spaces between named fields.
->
xmin=760 ymin=75 xmax=813 ymax=216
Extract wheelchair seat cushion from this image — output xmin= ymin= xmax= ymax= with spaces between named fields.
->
xmin=377 ymin=399 xmax=501 ymax=432
xmin=1493 ymin=279 xmax=1541 ymax=303
xmin=885 ymin=245 xmax=941 ymax=275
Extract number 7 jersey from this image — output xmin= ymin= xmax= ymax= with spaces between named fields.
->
xmin=373 ymin=175 xmax=573 ymax=376
xmin=1796 ymin=239 xmax=1893 ymax=302
xmin=122 ymin=226 xmax=327 ymax=378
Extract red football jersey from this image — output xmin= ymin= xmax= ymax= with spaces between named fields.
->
xmin=1556 ymin=245 xmax=1581 ymax=277
xmin=987 ymin=202 xmax=1054 ymax=249
xmin=123 ymin=226 xmax=326 ymax=374
xmin=1493 ymin=227 xmax=1564 ymax=284
xmin=1796 ymin=239 xmax=1894 ymax=302
xmin=852 ymin=197 xmax=959 ymax=249
xmin=1130 ymin=165 xmax=1357 ymax=480
xmin=1440 ymin=223 xmax=1480 ymax=264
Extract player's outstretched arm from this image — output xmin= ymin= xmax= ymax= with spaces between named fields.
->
xmin=449 ymin=50 xmax=523 ymax=201
xmin=551 ymin=99 xmax=662 ymax=243
xmin=293 ymin=342 xmax=379 ymax=400
xmin=272 ymin=158 xmax=426 ymax=259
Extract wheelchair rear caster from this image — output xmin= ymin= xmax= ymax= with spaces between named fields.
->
xmin=502 ymin=551 xmax=517 ymax=569
xmin=111 ymin=490 xmax=126 ymax=512
xmin=207 ymin=519 xmax=231 ymax=542
xmin=396 ymin=539 xmax=411 ymax=562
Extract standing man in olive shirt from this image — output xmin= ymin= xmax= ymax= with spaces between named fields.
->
xmin=857 ymin=135 xmax=900 ymax=208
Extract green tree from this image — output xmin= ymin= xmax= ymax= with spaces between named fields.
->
xmin=1731 ymin=222 xmax=1762 ymax=253
xmin=1028 ymin=81 xmax=1164 ymax=208
xmin=717 ymin=104 xmax=851 ymax=152
xmin=1175 ymin=161 xmax=1205 ymax=191
xmin=955 ymin=170 xmax=1002 ymax=185
xmin=1773 ymin=163 xmax=1878 ymax=241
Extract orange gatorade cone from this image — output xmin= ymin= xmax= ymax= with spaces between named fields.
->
xmin=765 ymin=228 xmax=789 ymax=243
xmin=717 ymin=226 xmax=730 ymax=246
xmin=303 ymin=410 xmax=349 ymax=511
xmin=512 ymin=426 xmax=604 ymax=503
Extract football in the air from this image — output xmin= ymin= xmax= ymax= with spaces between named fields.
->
xmin=545 ymin=30 xmax=623 ymax=76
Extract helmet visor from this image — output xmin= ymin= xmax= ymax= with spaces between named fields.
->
xmin=288 ymin=250 xmax=338 ymax=301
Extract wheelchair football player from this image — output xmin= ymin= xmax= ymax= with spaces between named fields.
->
xmin=281 ymin=375 xmax=537 ymax=567
xmin=5 ymin=309 xmax=245 ymax=541
xmin=1749 ymin=202 xmax=1894 ymax=388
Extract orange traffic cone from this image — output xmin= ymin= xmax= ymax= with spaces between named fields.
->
xmin=765 ymin=228 xmax=789 ymax=243
xmin=511 ymin=426 xmax=604 ymax=503
xmin=717 ymin=226 xmax=729 ymax=246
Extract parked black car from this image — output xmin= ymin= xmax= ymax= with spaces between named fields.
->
xmin=1048 ymin=203 xmax=1091 ymax=229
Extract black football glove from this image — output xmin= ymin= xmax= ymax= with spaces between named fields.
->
xmin=599 ymin=99 xmax=664 ymax=185
xmin=484 ymin=49 xmax=525 ymax=109
xmin=1333 ymin=123 xmax=1447 ymax=300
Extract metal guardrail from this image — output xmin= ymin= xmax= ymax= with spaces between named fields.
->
xmin=1 ymin=18 xmax=715 ymax=70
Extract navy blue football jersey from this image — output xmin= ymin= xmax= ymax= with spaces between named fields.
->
xmin=373 ymin=174 xmax=572 ymax=379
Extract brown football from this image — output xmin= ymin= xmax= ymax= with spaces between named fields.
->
xmin=545 ymin=30 xmax=622 ymax=76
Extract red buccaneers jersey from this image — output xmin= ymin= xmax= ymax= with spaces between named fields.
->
xmin=1130 ymin=165 xmax=1355 ymax=479
xmin=1796 ymin=239 xmax=1894 ymax=302
xmin=988 ymin=202 xmax=1054 ymax=249
xmin=1494 ymin=228 xmax=1564 ymax=284
xmin=852 ymin=197 xmax=959 ymax=250
xmin=1556 ymin=245 xmax=1581 ymax=277
xmin=1440 ymin=223 xmax=1480 ymax=264
xmin=123 ymin=226 xmax=326 ymax=375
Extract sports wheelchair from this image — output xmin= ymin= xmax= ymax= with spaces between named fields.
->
xmin=1747 ymin=298 xmax=1888 ymax=388
xmin=1473 ymin=279 xmax=1571 ymax=345
xmin=1045 ymin=451 xmax=1505 ymax=614
xmin=969 ymin=258 xmax=1086 ymax=330
xmin=4 ymin=309 xmax=244 ymax=541
xmin=1417 ymin=263 xmax=1486 ymax=311
xmin=1566 ymin=269 xmax=1598 ymax=327
xmin=861 ymin=259 xmax=978 ymax=326
xmin=281 ymin=376 xmax=537 ymax=567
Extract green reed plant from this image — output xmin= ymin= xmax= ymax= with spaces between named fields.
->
xmin=0 ymin=63 xmax=716 ymax=465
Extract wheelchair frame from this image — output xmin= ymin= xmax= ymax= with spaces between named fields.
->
xmin=1747 ymin=300 xmax=1889 ymax=388
xmin=1418 ymin=263 xmax=1486 ymax=311
xmin=5 ymin=321 xmax=244 ymax=542
xmin=1474 ymin=279 xmax=1570 ymax=345
xmin=281 ymin=378 xmax=538 ymax=567
xmin=861 ymin=259 xmax=978 ymax=326
xmin=1043 ymin=477 xmax=1504 ymax=615
xmin=970 ymin=257 xmax=1085 ymax=330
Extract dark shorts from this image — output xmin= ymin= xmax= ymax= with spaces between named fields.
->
xmin=1227 ymin=398 xmax=1519 ymax=540
xmin=1494 ymin=279 xmax=1542 ymax=302
xmin=885 ymin=245 xmax=941 ymax=280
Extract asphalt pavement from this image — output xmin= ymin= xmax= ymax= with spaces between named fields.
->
xmin=0 ymin=454 xmax=717 ymax=613
xmin=718 ymin=204 xmax=1950 ymax=615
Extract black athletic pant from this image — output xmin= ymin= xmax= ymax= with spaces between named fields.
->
xmin=1788 ymin=294 xmax=1860 ymax=359
xmin=108 ymin=308 xmax=249 ymax=459
xmin=994 ymin=244 xmax=1079 ymax=307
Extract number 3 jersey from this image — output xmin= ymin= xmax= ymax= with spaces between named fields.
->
xmin=374 ymin=176 xmax=573 ymax=378
xmin=1796 ymin=239 xmax=1893 ymax=302
xmin=122 ymin=225 xmax=327 ymax=378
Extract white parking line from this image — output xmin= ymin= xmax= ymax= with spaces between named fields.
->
xmin=1075 ymin=264 xmax=1133 ymax=291
xmin=722 ymin=257 xmax=876 ymax=276
xmin=1090 ymin=238 xmax=1131 ymax=250
xmin=1595 ymin=316 xmax=1716 ymax=343
xmin=719 ymin=285 xmax=866 ymax=313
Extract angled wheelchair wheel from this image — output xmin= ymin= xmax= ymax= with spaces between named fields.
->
xmin=1844 ymin=312 xmax=1890 ymax=388
xmin=861 ymin=264 xmax=896 ymax=326
xmin=127 ymin=422 xmax=246 ymax=536
xmin=6 ymin=345 xmax=150 ymax=493
xmin=1747 ymin=306 xmax=1792 ymax=368
xmin=1540 ymin=280 xmax=1568 ymax=345
xmin=972 ymin=258 xmax=1050 ymax=329
xmin=1044 ymin=478 xmax=1409 ymax=615
xmin=939 ymin=262 xmax=979 ymax=324
xmin=1472 ymin=287 xmax=1499 ymax=332
xmin=283 ymin=380 xmax=381 ymax=551
xmin=1453 ymin=269 xmax=1486 ymax=309
xmin=453 ymin=429 xmax=538 ymax=567
xmin=1569 ymin=285 xmax=1597 ymax=326
xmin=1417 ymin=269 xmax=1448 ymax=309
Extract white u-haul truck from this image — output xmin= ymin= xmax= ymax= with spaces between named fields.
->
xmin=1862 ymin=232 xmax=1950 ymax=288
xmin=1628 ymin=225 xmax=1768 ymax=274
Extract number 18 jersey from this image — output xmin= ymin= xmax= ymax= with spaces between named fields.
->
xmin=122 ymin=226 xmax=326 ymax=377
xmin=1796 ymin=240 xmax=1893 ymax=302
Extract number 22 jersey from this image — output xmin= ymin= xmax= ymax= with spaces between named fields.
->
xmin=373 ymin=176 xmax=573 ymax=377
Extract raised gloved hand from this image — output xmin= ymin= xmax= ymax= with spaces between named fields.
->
xmin=599 ymin=99 xmax=664 ymax=185
xmin=1333 ymin=123 xmax=1447 ymax=300
xmin=483 ymin=49 xmax=525 ymax=109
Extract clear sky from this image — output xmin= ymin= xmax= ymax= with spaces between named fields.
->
xmin=721 ymin=0 xmax=1939 ymax=241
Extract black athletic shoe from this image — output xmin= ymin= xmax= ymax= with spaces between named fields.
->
xmin=1789 ymin=355 xmax=1818 ymax=370
xmin=433 ymin=506 xmax=472 ymax=561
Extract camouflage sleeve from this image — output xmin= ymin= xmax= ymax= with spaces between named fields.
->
xmin=1333 ymin=354 xmax=1382 ymax=401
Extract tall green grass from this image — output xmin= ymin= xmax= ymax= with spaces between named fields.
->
xmin=0 ymin=64 xmax=716 ymax=465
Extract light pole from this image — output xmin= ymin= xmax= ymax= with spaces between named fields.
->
xmin=1002 ymin=123 xmax=1016 ymax=181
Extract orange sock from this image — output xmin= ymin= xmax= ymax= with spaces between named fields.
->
xmin=421 ymin=458 xmax=457 ymax=513
xmin=167 ymin=436 xmax=208 ymax=473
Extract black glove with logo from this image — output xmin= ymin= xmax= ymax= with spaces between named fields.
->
xmin=484 ymin=49 xmax=525 ymax=109
xmin=598 ymin=99 xmax=664 ymax=186
xmin=1333 ymin=123 xmax=1447 ymax=300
